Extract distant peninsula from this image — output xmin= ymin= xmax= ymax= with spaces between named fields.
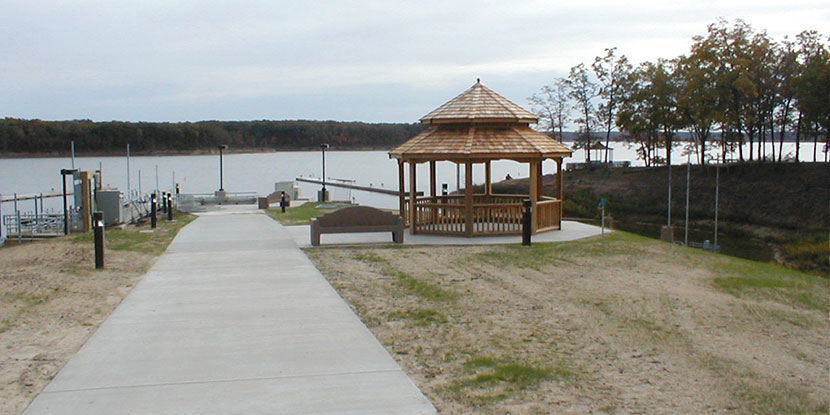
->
xmin=0 ymin=118 xmax=427 ymax=157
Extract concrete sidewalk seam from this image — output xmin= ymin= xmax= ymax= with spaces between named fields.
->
xmin=41 ymin=368 xmax=406 ymax=395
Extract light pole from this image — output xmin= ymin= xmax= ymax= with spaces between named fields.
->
xmin=61 ymin=168 xmax=78 ymax=235
xmin=320 ymin=143 xmax=329 ymax=202
xmin=218 ymin=145 xmax=228 ymax=191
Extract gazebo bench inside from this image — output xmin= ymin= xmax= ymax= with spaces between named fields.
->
xmin=310 ymin=206 xmax=404 ymax=246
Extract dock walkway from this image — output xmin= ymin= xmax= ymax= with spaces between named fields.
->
xmin=24 ymin=205 xmax=435 ymax=415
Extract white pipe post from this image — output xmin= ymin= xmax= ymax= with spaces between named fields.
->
xmin=126 ymin=144 xmax=131 ymax=201
xmin=685 ymin=154 xmax=690 ymax=246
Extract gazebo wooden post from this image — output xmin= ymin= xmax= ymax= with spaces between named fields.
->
xmin=484 ymin=160 xmax=492 ymax=196
xmin=398 ymin=159 xmax=405 ymax=220
xmin=429 ymin=160 xmax=437 ymax=222
xmin=536 ymin=160 xmax=544 ymax=201
xmin=556 ymin=157 xmax=563 ymax=228
xmin=429 ymin=161 xmax=437 ymax=199
xmin=464 ymin=161 xmax=473 ymax=237
xmin=409 ymin=161 xmax=417 ymax=234
xmin=529 ymin=159 xmax=539 ymax=234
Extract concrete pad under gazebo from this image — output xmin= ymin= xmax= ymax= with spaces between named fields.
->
xmin=389 ymin=79 xmax=573 ymax=237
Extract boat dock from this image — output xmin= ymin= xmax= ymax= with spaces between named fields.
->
xmin=296 ymin=178 xmax=422 ymax=196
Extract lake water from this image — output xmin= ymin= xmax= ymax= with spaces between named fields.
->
xmin=0 ymin=141 xmax=824 ymax=240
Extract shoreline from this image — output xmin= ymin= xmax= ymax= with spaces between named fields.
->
xmin=0 ymin=146 xmax=397 ymax=159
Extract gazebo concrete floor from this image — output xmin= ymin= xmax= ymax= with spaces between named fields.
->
xmin=289 ymin=220 xmax=608 ymax=248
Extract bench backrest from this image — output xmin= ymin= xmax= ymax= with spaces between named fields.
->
xmin=315 ymin=206 xmax=399 ymax=228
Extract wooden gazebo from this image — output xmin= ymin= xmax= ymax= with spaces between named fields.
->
xmin=389 ymin=80 xmax=572 ymax=237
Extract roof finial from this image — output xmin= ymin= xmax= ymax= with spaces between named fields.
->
xmin=476 ymin=78 xmax=480 ymax=83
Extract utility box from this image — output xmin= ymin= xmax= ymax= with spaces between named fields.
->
xmin=95 ymin=189 xmax=123 ymax=226
xmin=275 ymin=181 xmax=301 ymax=201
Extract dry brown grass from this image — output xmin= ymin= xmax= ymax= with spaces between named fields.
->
xmin=306 ymin=232 xmax=829 ymax=415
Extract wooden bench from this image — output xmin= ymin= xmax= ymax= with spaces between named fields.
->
xmin=310 ymin=206 xmax=404 ymax=246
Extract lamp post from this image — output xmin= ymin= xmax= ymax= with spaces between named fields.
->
xmin=60 ymin=168 xmax=78 ymax=235
xmin=320 ymin=143 xmax=329 ymax=202
xmin=218 ymin=145 xmax=228 ymax=191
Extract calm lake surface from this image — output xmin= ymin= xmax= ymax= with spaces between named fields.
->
xmin=0 ymin=141 xmax=823 ymax=240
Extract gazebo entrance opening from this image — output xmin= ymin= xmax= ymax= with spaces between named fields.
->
xmin=397 ymin=157 xmax=565 ymax=237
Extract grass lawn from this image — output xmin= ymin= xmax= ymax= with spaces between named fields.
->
xmin=265 ymin=201 xmax=351 ymax=225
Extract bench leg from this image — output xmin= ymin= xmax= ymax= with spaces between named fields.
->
xmin=310 ymin=223 xmax=321 ymax=246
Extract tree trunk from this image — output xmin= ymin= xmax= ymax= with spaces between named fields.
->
xmin=737 ymin=127 xmax=744 ymax=162
xmin=758 ymin=123 xmax=767 ymax=162
xmin=778 ymin=98 xmax=791 ymax=163
xmin=769 ymin=114 xmax=775 ymax=162
xmin=605 ymin=102 xmax=613 ymax=163
xmin=795 ymin=111 xmax=802 ymax=163
xmin=813 ymin=132 xmax=818 ymax=162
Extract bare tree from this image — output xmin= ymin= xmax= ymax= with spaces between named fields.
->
xmin=527 ymin=78 xmax=570 ymax=142
xmin=566 ymin=63 xmax=599 ymax=161
xmin=593 ymin=48 xmax=632 ymax=162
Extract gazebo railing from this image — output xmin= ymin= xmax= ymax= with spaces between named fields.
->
xmin=403 ymin=194 xmax=560 ymax=235
xmin=472 ymin=203 xmax=523 ymax=234
xmin=413 ymin=202 xmax=467 ymax=234
xmin=535 ymin=198 xmax=561 ymax=231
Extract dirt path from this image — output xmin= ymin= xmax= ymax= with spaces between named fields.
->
xmin=306 ymin=233 xmax=829 ymax=414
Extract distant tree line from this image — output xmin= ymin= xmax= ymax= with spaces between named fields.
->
xmin=0 ymin=119 xmax=426 ymax=154
xmin=529 ymin=19 xmax=829 ymax=166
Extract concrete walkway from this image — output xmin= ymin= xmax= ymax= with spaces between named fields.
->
xmin=25 ymin=206 xmax=436 ymax=415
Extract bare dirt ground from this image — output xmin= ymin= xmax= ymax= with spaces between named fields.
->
xmin=306 ymin=233 xmax=829 ymax=415
xmin=0 ymin=217 xmax=191 ymax=415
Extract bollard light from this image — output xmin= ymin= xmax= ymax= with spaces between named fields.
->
xmin=167 ymin=193 xmax=173 ymax=221
xmin=93 ymin=211 xmax=105 ymax=269
xmin=218 ymin=145 xmax=228 ymax=191
xmin=522 ymin=199 xmax=532 ymax=246
xmin=319 ymin=143 xmax=329 ymax=202
xmin=150 ymin=194 xmax=157 ymax=229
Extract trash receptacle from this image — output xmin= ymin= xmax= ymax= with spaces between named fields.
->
xmin=257 ymin=197 xmax=269 ymax=209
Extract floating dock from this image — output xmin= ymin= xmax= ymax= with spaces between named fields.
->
xmin=296 ymin=178 xmax=422 ymax=196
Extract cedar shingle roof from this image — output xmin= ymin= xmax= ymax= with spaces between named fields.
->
xmin=390 ymin=80 xmax=572 ymax=161
xmin=420 ymin=80 xmax=538 ymax=124
xmin=389 ymin=125 xmax=572 ymax=160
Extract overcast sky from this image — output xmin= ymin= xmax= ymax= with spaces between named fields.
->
xmin=1 ymin=0 xmax=827 ymax=124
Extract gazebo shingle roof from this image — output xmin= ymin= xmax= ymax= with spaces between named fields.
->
xmin=390 ymin=80 xmax=572 ymax=161
xmin=420 ymin=79 xmax=538 ymax=124
xmin=389 ymin=125 xmax=572 ymax=160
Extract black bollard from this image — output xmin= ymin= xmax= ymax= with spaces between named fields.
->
xmin=93 ymin=211 xmax=105 ymax=269
xmin=280 ymin=191 xmax=286 ymax=213
xmin=522 ymin=199 xmax=532 ymax=246
xmin=150 ymin=194 xmax=157 ymax=229
xmin=161 ymin=192 xmax=167 ymax=213
xmin=167 ymin=193 xmax=173 ymax=221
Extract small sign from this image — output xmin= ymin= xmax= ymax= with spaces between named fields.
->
xmin=598 ymin=198 xmax=607 ymax=208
